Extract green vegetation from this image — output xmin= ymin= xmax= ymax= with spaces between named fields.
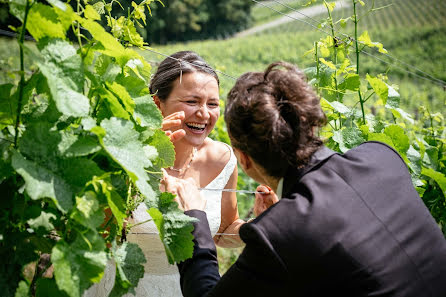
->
xmin=251 ymin=0 xmax=319 ymax=25
xmin=0 ymin=0 xmax=445 ymax=289
xmin=0 ymin=1 xmax=197 ymax=296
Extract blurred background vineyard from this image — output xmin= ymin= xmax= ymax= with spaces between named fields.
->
xmin=1 ymin=0 xmax=445 ymax=275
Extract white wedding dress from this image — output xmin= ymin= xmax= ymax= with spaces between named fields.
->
xmin=84 ymin=143 xmax=236 ymax=297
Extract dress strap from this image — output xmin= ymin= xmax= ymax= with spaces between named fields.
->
xmin=204 ymin=142 xmax=237 ymax=189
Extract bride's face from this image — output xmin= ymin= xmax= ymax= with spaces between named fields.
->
xmin=158 ymin=71 xmax=220 ymax=147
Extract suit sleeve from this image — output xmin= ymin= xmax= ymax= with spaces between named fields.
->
xmin=177 ymin=210 xmax=288 ymax=297
xmin=177 ymin=210 xmax=221 ymax=297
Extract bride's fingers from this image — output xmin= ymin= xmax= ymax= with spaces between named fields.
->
xmin=164 ymin=111 xmax=185 ymax=121
xmin=169 ymin=129 xmax=186 ymax=143
xmin=162 ymin=112 xmax=185 ymax=130
xmin=162 ymin=119 xmax=182 ymax=131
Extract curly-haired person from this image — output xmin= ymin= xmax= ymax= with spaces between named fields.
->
xmin=163 ymin=62 xmax=446 ymax=297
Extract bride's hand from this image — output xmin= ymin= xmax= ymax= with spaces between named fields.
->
xmin=162 ymin=111 xmax=186 ymax=143
xmin=161 ymin=169 xmax=206 ymax=211
xmin=254 ymin=185 xmax=279 ymax=217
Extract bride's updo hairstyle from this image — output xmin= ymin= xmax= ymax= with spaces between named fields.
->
xmin=225 ymin=62 xmax=326 ymax=178
xmin=149 ymin=51 xmax=219 ymax=101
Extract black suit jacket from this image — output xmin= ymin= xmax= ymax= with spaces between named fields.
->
xmin=178 ymin=142 xmax=446 ymax=297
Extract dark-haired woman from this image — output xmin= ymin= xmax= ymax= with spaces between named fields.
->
xmin=163 ymin=62 xmax=446 ymax=297
xmin=84 ymin=51 xmax=244 ymax=297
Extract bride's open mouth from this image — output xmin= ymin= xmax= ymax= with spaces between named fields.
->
xmin=185 ymin=122 xmax=207 ymax=134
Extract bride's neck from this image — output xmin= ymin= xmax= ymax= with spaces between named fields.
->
xmin=173 ymin=141 xmax=196 ymax=166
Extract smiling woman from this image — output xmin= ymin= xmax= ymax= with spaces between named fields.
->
xmin=83 ymin=51 xmax=245 ymax=297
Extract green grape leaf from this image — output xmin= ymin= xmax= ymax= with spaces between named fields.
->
xmin=124 ymin=58 xmax=152 ymax=84
xmin=122 ymin=21 xmax=145 ymax=47
xmin=325 ymin=100 xmax=351 ymax=115
xmin=59 ymin=158 xmax=104 ymax=192
xmin=80 ymin=18 xmax=134 ymax=66
xmin=96 ymin=88 xmax=130 ymax=120
xmin=319 ymin=58 xmax=336 ymax=70
xmin=131 ymin=2 xmax=146 ymax=24
xmin=133 ymin=95 xmax=163 ymax=128
xmin=384 ymin=85 xmax=400 ymax=109
xmin=27 ymin=211 xmax=56 ymax=232
xmin=338 ymin=73 xmax=360 ymax=91
xmin=27 ymin=3 xmax=67 ymax=41
xmin=58 ymin=132 xmax=101 ymax=157
xmin=14 ymin=281 xmax=29 ymax=297
xmin=106 ymin=189 xmax=127 ymax=229
xmin=18 ymin=121 xmax=60 ymax=170
xmin=71 ymin=191 xmax=104 ymax=230
xmin=358 ymin=31 xmax=387 ymax=53
xmin=52 ymin=231 xmax=107 ymax=297
xmin=9 ymin=0 xmax=26 ymax=22
xmin=92 ymin=1 xmax=105 ymax=14
xmin=407 ymin=145 xmax=422 ymax=175
xmin=383 ymin=125 xmax=410 ymax=154
xmin=32 ymin=39 xmax=90 ymax=117
xmin=12 ymin=151 xmax=73 ymax=213
xmin=421 ymin=168 xmax=446 ymax=197
xmin=384 ymin=87 xmax=414 ymax=123
xmin=146 ymin=129 xmax=175 ymax=169
xmin=84 ymin=4 xmax=101 ymax=20
xmin=0 ymin=83 xmax=15 ymax=127
xmin=366 ymin=74 xmax=388 ymax=103
xmin=106 ymin=82 xmax=135 ymax=113
xmin=98 ymin=117 xmax=156 ymax=201
xmin=148 ymin=192 xmax=197 ymax=264
xmin=115 ymin=74 xmax=150 ymax=98
xmin=35 ymin=278 xmax=69 ymax=297
xmin=368 ymin=125 xmax=410 ymax=162
xmin=333 ymin=126 xmax=365 ymax=153
xmin=95 ymin=54 xmax=122 ymax=82
xmin=109 ymin=242 xmax=146 ymax=297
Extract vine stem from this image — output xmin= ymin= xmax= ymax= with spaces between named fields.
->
xmin=353 ymin=0 xmax=366 ymax=124
xmin=14 ymin=0 xmax=32 ymax=148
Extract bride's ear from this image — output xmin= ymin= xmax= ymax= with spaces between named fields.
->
xmin=153 ymin=95 xmax=161 ymax=109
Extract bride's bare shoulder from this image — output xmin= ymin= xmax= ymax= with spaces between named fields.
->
xmin=200 ymin=138 xmax=232 ymax=167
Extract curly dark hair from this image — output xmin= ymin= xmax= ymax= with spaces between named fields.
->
xmin=149 ymin=51 xmax=219 ymax=102
xmin=224 ymin=62 xmax=326 ymax=177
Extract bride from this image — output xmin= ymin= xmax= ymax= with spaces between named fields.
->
xmin=84 ymin=51 xmax=244 ymax=297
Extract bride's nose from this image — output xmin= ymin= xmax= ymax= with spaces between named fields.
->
xmin=196 ymin=104 xmax=210 ymax=120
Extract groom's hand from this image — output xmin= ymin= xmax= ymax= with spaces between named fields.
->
xmin=254 ymin=185 xmax=279 ymax=217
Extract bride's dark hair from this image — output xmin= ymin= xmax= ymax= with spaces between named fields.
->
xmin=225 ymin=62 xmax=326 ymax=177
xmin=149 ymin=51 xmax=219 ymax=101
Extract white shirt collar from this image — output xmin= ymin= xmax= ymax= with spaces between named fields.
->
xmin=276 ymin=177 xmax=284 ymax=199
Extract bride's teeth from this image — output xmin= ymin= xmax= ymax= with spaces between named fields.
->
xmin=187 ymin=123 xmax=205 ymax=129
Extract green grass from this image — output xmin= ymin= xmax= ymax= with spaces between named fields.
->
xmin=263 ymin=0 xmax=446 ymax=33
xmin=251 ymin=0 xmax=321 ymax=26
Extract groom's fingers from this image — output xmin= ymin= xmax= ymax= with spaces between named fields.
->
xmin=254 ymin=185 xmax=278 ymax=217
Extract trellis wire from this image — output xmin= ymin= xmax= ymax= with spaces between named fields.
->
xmin=253 ymin=0 xmax=446 ymax=87
xmin=128 ymin=231 xmax=242 ymax=236
xmin=143 ymin=47 xmax=239 ymax=81
xmin=199 ymin=188 xmax=266 ymax=195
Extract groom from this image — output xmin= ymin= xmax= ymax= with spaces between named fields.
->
xmin=162 ymin=62 xmax=446 ymax=297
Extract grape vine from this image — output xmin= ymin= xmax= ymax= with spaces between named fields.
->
xmin=0 ymin=0 xmax=196 ymax=296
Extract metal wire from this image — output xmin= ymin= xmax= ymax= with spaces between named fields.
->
xmin=199 ymin=188 xmax=266 ymax=195
xmin=252 ymin=0 xmax=446 ymax=87
xmin=143 ymin=47 xmax=239 ymax=81
xmin=128 ymin=231 xmax=242 ymax=236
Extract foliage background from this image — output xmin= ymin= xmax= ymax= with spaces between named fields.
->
xmin=0 ymin=0 xmax=445 ymax=293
